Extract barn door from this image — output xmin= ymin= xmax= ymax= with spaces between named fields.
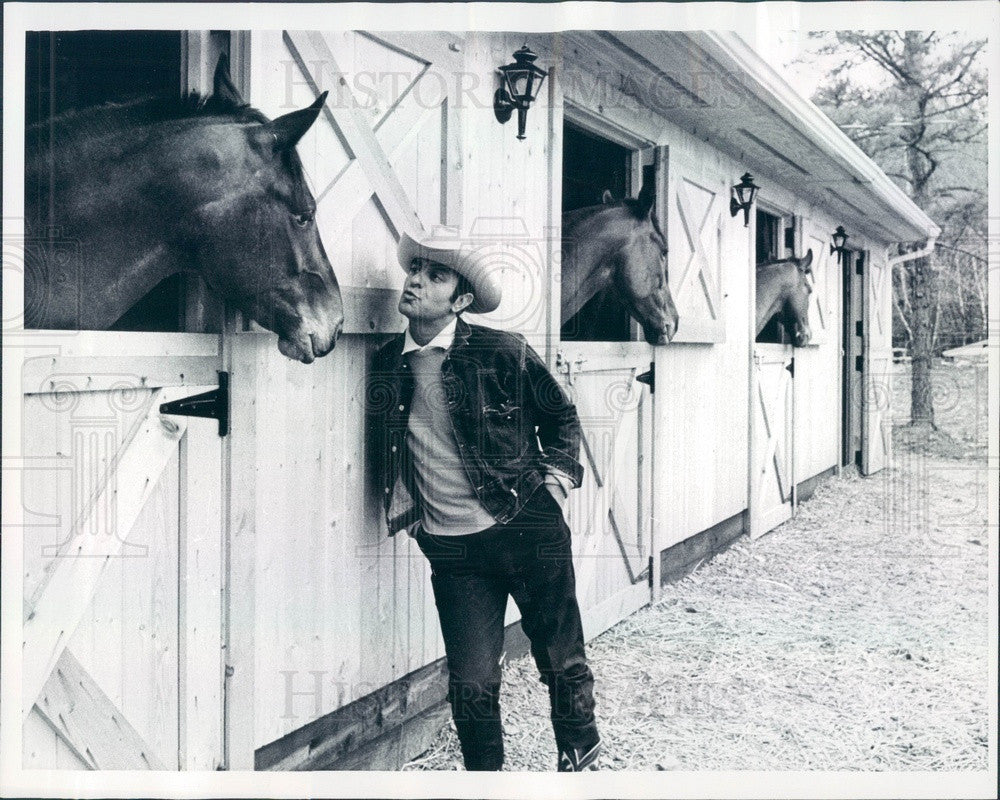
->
xmin=554 ymin=344 xmax=654 ymax=640
xmin=666 ymin=147 xmax=727 ymax=344
xmin=861 ymin=252 xmax=892 ymax=475
xmin=19 ymin=332 xmax=226 ymax=769
xmin=749 ymin=343 xmax=794 ymax=539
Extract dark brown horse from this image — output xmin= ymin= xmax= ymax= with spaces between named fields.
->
xmin=561 ymin=185 xmax=679 ymax=345
xmin=25 ymin=56 xmax=343 ymax=363
xmin=755 ymin=250 xmax=813 ymax=347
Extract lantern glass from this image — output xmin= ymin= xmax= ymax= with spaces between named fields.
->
xmin=512 ymin=71 xmax=530 ymax=98
xmin=735 ymin=173 xmax=758 ymax=206
xmin=832 ymin=226 xmax=848 ymax=250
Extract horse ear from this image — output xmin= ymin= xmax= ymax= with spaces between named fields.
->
xmin=213 ymin=54 xmax=245 ymax=106
xmin=634 ymin=183 xmax=655 ymax=218
xmin=799 ymin=249 xmax=814 ymax=272
xmin=602 ymin=190 xmax=615 ymax=205
xmin=259 ymin=92 xmax=329 ymax=153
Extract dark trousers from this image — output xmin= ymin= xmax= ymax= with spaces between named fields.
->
xmin=414 ymin=487 xmax=598 ymax=771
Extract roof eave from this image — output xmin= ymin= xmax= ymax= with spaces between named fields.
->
xmin=693 ymin=31 xmax=940 ymax=243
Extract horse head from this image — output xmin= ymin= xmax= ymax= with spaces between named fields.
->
xmin=756 ymin=249 xmax=813 ymax=347
xmin=781 ymin=249 xmax=813 ymax=347
xmin=603 ymin=186 xmax=679 ymax=345
xmin=181 ymin=57 xmax=343 ymax=363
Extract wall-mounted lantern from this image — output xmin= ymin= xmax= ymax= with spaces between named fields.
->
xmin=830 ymin=225 xmax=850 ymax=264
xmin=729 ymin=172 xmax=759 ymax=227
xmin=493 ymin=44 xmax=548 ymax=141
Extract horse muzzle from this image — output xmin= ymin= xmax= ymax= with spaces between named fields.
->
xmin=643 ymin=315 xmax=678 ymax=346
xmin=248 ymin=289 xmax=342 ymax=363
xmin=277 ymin=317 xmax=343 ymax=363
xmin=792 ymin=325 xmax=812 ymax=348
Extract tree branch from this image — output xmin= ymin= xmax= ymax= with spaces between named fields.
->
xmin=927 ymin=41 xmax=986 ymax=98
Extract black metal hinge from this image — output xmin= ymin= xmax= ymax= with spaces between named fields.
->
xmin=855 ymin=355 xmax=864 ymax=372
xmin=636 ymin=362 xmax=655 ymax=393
xmin=648 ymin=556 xmax=654 ymax=588
xmin=160 ymin=371 xmax=230 ymax=437
xmin=855 ymin=320 xmax=863 ymax=338
xmin=855 ymin=256 xmax=865 ymax=275
xmin=786 ymin=359 xmax=795 ymax=377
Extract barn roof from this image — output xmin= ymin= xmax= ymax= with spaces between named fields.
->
xmin=565 ymin=30 xmax=940 ymax=246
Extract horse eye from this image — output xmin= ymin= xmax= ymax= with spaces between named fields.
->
xmin=294 ymin=211 xmax=314 ymax=228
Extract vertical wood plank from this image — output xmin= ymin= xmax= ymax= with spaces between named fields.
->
xmin=179 ymin=416 xmax=224 ymax=769
xmin=225 ymin=335 xmax=260 ymax=768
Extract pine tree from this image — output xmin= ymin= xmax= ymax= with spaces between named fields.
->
xmin=805 ymin=31 xmax=987 ymax=428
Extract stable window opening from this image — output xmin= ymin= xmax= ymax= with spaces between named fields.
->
xmin=560 ymin=121 xmax=636 ymax=343
xmin=25 ymin=31 xmax=204 ymax=333
xmin=755 ymin=208 xmax=798 ymax=344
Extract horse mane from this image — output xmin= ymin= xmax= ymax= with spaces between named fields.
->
xmin=26 ymin=91 xmax=269 ymax=163
xmin=564 ymin=196 xmax=664 ymax=238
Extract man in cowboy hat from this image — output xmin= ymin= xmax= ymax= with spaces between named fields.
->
xmin=367 ymin=227 xmax=601 ymax=772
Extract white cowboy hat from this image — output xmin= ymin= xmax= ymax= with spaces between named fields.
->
xmin=397 ymin=228 xmax=503 ymax=314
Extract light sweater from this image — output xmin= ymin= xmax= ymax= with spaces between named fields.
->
xmin=405 ymin=346 xmax=498 ymax=536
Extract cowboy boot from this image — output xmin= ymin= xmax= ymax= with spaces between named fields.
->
xmin=557 ymin=738 xmax=601 ymax=772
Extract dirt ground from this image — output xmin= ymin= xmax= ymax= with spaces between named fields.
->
xmin=405 ymin=361 xmax=992 ymax=771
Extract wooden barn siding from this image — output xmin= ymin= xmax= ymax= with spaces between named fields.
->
xmin=861 ymin=245 xmax=894 ymax=474
xmin=230 ymin=332 xmax=453 ymax=751
xmin=22 ymin=388 xmax=177 ymax=768
xmin=23 ymin=707 xmax=91 ymax=769
xmin=458 ymin=32 xmax=554 ymax=345
xmin=242 ymin=31 xmax=465 ymax=748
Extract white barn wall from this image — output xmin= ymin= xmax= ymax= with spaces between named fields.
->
xmin=554 ymin=48 xmax=755 ymax=549
xmin=457 ymin=32 xmax=555 ymax=346
xmin=241 ymin=31 xmax=468 ymax=747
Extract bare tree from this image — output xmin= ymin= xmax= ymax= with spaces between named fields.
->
xmin=806 ymin=31 xmax=987 ymax=428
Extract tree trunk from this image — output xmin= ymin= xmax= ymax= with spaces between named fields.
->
xmin=900 ymin=31 xmax=937 ymax=428
xmin=909 ymin=251 xmax=936 ymax=427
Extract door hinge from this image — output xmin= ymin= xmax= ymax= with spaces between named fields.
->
xmin=636 ymin=362 xmax=655 ymax=393
xmin=855 ymin=320 xmax=863 ymax=338
xmin=855 ymin=355 xmax=864 ymax=372
xmin=855 ymin=449 xmax=863 ymax=468
xmin=855 ymin=256 xmax=864 ymax=275
xmin=786 ymin=359 xmax=795 ymax=377
xmin=648 ymin=555 xmax=654 ymax=588
xmin=160 ymin=371 xmax=230 ymax=436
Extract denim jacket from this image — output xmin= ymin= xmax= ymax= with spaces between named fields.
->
xmin=367 ymin=317 xmax=584 ymax=535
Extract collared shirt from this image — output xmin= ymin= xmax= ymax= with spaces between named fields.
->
xmin=401 ymin=316 xmax=457 ymax=355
